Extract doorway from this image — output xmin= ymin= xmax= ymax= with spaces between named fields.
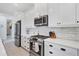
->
xmin=7 ymin=20 xmax=12 ymax=40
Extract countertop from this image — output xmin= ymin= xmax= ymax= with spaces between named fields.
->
xmin=0 ymin=38 xmax=7 ymax=56
xmin=44 ymin=38 xmax=79 ymax=49
xmin=21 ymin=34 xmax=32 ymax=38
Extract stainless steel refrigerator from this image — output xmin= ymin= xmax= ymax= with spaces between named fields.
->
xmin=15 ymin=20 xmax=21 ymax=47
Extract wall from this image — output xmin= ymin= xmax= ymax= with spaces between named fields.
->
xmin=0 ymin=16 xmax=7 ymax=40
xmin=27 ymin=27 xmax=79 ymax=41
xmin=4 ymin=14 xmax=17 ymax=41
xmin=50 ymin=27 xmax=78 ymax=41
xmin=7 ymin=20 xmax=12 ymax=35
xmin=0 ymin=13 xmax=23 ymax=41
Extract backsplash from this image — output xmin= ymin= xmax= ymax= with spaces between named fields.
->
xmin=26 ymin=27 xmax=79 ymax=41
xmin=50 ymin=27 xmax=77 ymax=41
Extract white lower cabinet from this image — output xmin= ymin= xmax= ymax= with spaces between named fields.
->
xmin=44 ymin=41 xmax=77 ymax=56
xmin=21 ymin=36 xmax=30 ymax=51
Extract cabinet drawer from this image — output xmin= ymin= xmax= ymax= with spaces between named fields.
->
xmin=44 ymin=41 xmax=77 ymax=56
xmin=45 ymin=41 xmax=57 ymax=49
xmin=57 ymin=45 xmax=77 ymax=56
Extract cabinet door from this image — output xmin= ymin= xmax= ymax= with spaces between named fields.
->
xmin=39 ymin=3 xmax=48 ymax=15
xmin=76 ymin=4 xmax=79 ymax=24
xmin=35 ymin=3 xmax=48 ymax=16
xmin=25 ymin=38 xmax=30 ymax=50
xmin=21 ymin=36 xmax=30 ymax=51
xmin=24 ymin=10 xmax=35 ymax=28
xmin=61 ymin=4 xmax=75 ymax=25
xmin=48 ymin=3 xmax=62 ymax=27
xmin=48 ymin=3 xmax=75 ymax=27
xmin=21 ymin=36 xmax=26 ymax=48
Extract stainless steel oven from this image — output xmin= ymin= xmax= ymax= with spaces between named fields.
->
xmin=29 ymin=35 xmax=49 ymax=56
xmin=29 ymin=37 xmax=44 ymax=56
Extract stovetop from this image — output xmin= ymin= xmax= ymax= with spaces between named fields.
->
xmin=31 ymin=35 xmax=50 ymax=39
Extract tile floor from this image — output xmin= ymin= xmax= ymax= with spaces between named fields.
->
xmin=3 ymin=40 xmax=30 ymax=56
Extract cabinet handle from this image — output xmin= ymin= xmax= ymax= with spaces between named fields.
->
xmin=49 ymin=45 xmax=53 ymax=47
xmin=27 ymin=42 xmax=29 ymax=43
xmin=57 ymin=22 xmax=61 ymax=24
xmin=24 ymin=46 xmax=26 ymax=47
xmin=27 ymin=48 xmax=29 ymax=49
xmin=49 ymin=51 xmax=53 ymax=54
xmin=77 ymin=21 xmax=79 ymax=23
xmin=24 ymin=41 xmax=26 ymax=42
xmin=60 ymin=48 xmax=66 ymax=51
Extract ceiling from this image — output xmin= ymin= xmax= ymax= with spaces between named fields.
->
xmin=0 ymin=3 xmax=35 ymax=15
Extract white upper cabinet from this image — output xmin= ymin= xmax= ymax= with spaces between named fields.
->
xmin=24 ymin=9 xmax=36 ymax=28
xmin=35 ymin=3 xmax=48 ymax=16
xmin=76 ymin=4 xmax=79 ymax=24
xmin=48 ymin=3 xmax=76 ymax=27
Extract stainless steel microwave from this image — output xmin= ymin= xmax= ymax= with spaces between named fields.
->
xmin=34 ymin=15 xmax=48 ymax=26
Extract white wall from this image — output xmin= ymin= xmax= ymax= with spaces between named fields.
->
xmin=0 ymin=16 xmax=7 ymax=40
xmin=28 ymin=27 xmax=79 ymax=41
xmin=4 ymin=12 xmax=25 ymax=41
xmin=0 ymin=13 xmax=23 ymax=41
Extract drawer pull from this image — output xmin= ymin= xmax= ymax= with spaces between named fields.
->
xmin=49 ymin=45 xmax=53 ymax=47
xmin=77 ymin=21 xmax=79 ymax=23
xmin=49 ymin=51 xmax=53 ymax=54
xmin=60 ymin=48 xmax=66 ymax=51
xmin=27 ymin=42 xmax=29 ymax=43
xmin=24 ymin=41 xmax=26 ymax=42
xmin=27 ymin=48 xmax=29 ymax=49
xmin=24 ymin=46 xmax=26 ymax=47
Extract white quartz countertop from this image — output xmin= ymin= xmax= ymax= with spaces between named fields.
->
xmin=0 ymin=38 xmax=7 ymax=56
xmin=21 ymin=34 xmax=32 ymax=38
xmin=44 ymin=38 xmax=79 ymax=49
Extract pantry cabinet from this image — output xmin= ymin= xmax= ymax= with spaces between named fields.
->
xmin=48 ymin=3 xmax=76 ymax=27
xmin=44 ymin=41 xmax=77 ymax=56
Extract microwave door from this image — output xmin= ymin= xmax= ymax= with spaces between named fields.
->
xmin=43 ymin=15 xmax=48 ymax=24
xmin=43 ymin=15 xmax=48 ymax=26
xmin=34 ymin=17 xmax=42 ymax=26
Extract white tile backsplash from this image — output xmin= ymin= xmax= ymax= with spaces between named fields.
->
xmin=27 ymin=27 xmax=79 ymax=41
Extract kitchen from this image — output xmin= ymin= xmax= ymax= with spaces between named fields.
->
xmin=21 ymin=3 xmax=79 ymax=56
xmin=0 ymin=3 xmax=79 ymax=56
